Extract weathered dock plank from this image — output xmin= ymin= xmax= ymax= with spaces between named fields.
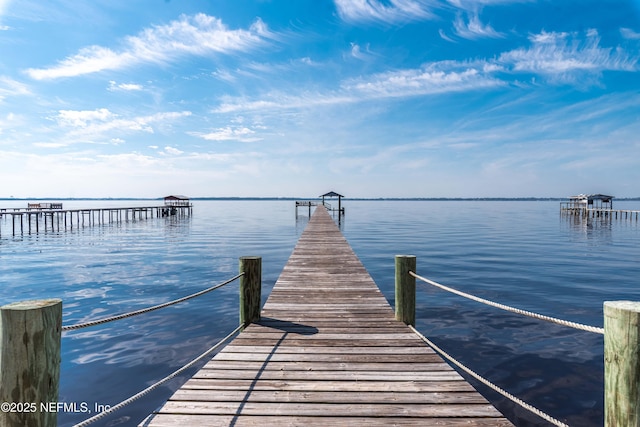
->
xmin=142 ymin=206 xmax=513 ymax=426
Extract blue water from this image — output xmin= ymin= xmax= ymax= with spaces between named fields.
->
xmin=2 ymin=200 xmax=640 ymax=426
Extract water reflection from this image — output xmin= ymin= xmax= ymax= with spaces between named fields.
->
xmin=561 ymin=211 xmax=613 ymax=243
xmin=417 ymin=304 xmax=604 ymax=426
xmin=3 ymin=200 xmax=640 ymax=427
xmin=295 ymin=211 xmax=310 ymax=233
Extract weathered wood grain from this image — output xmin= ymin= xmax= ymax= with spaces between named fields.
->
xmin=169 ymin=389 xmax=492 ymax=404
xmin=604 ymin=301 xmax=640 ymax=426
xmin=156 ymin=401 xmax=504 ymax=417
xmin=176 ymin=379 xmax=478 ymax=392
xmin=0 ymin=299 xmax=62 ymax=427
xmin=142 ymin=206 xmax=513 ymax=426
xmin=142 ymin=414 xmax=514 ymax=427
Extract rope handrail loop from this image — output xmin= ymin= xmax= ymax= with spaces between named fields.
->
xmin=72 ymin=323 xmax=244 ymax=427
xmin=62 ymin=272 xmax=244 ymax=331
xmin=410 ymin=271 xmax=604 ymax=335
xmin=409 ymin=325 xmax=569 ymax=427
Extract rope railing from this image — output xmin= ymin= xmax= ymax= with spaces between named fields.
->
xmin=1 ymin=257 xmax=263 ymax=427
xmin=409 ymin=271 xmax=604 ymax=335
xmin=72 ymin=323 xmax=244 ymax=427
xmin=66 ymin=257 xmax=262 ymax=426
xmin=409 ymin=325 xmax=569 ymax=427
xmin=62 ymin=272 xmax=244 ymax=331
xmin=393 ymin=255 xmax=606 ymax=427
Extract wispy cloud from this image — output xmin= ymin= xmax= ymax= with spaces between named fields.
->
xmin=213 ymin=29 xmax=637 ymax=116
xmin=0 ymin=76 xmax=31 ymax=101
xmin=108 ymin=81 xmax=143 ymax=92
xmin=334 ymin=0 xmax=437 ymax=24
xmin=438 ymin=29 xmax=456 ymax=42
xmin=214 ymin=92 xmax=356 ymax=114
xmin=499 ymin=29 xmax=638 ymax=83
xmin=453 ymin=11 xmax=503 ymax=39
xmin=348 ymin=42 xmax=377 ymax=61
xmin=51 ymin=108 xmax=192 ymax=145
xmin=621 ymin=27 xmax=640 ymax=40
xmin=447 ymin=0 xmax=531 ymax=8
xmin=214 ymin=60 xmax=505 ymax=114
xmin=57 ymin=108 xmax=119 ymax=127
xmin=190 ymin=126 xmax=262 ymax=142
xmin=25 ymin=14 xmax=274 ymax=80
xmin=212 ymin=69 xmax=238 ymax=83
xmin=0 ymin=112 xmax=18 ymax=136
xmin=161 ymin=146 xmax=184 ymax=155
xmin=343 ymin=60 xmax=505 ymax=97
xmin=210 ymin=56 xmax=320 ymax=84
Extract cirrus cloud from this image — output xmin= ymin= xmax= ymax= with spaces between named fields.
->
xmin=499 ymin=29 xmax=638 ymax=83
xmin=452 ymin=11 xmax=504 ymax=39
xmin=25 ymin=14 xmax=275 ymax=80
xmin=50 ymin=109 xmax=192 ymax=146
xmin=334 ymin=0 xmax=437 ymax=24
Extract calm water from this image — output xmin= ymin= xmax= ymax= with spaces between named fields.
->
xmin=1 ymin=199 xmax=640 ymax=426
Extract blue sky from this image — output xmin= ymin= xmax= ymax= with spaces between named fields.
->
xmin=1 ymin=0 xmax=639 ymax=198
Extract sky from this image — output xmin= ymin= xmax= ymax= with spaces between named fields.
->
xmin=0 ymin=0 xmax=639 ymax=198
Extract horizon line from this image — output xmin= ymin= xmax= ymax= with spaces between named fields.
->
xmin=2 ymin=196 xmax=640 ymax=201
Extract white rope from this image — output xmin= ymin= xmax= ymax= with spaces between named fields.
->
xmin=410 ymin=272 xmax=604 ymax=335
xmin=409 ymin=325 xmax=570 ymax=427
xmin=72 ymin=323 xmax=244 ymax=427
xmin=62 ymin=273 xmax=243 ymax=331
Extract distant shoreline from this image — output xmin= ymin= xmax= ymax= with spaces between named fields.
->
xmin=2 ymin=197 xmax=640 ymax=201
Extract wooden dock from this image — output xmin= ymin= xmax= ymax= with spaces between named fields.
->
xmin=560 ymin=195 xmax=639 ymax=220
xmin=0 ymin=204 xmax=191 ymax=237
xmin=142 ymin=206 xmax=512 ymax=426
xmin=560 ymin=206 xmax=640 ymax=220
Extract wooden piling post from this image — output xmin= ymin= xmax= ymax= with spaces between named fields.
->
xmin=604 ymin=301 xmax=640 ymax=426
xmin=395 ymin=255 xmax=416 ymax=326
xmin=0 ymin=299 xmax=62 ymax=427
xmin=239 ymin=256 xmax=262 ymax=328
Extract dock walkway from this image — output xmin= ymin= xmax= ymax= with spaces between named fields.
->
xmin=0 ymin=204 xmax=191 ymax=237
xmin=143 ymin=206 xmax=512 ymax=426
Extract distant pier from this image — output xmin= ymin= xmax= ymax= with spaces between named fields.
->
xmin=560 ymin=193 xmax=639 ymax=221
xmin=0 ymin=196 xmax=192 ymax=237
xmin=561 ymin=206 xmax=640 ymax=220
xmin=296 ymin=190 xmax=345 ymax=216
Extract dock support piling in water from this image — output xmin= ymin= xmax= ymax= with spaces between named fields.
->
xmin=0 ymin=299 xmax=62 ymax=427
xmin=395 ymin=255 xmax=416 ymax=326
xmin=604 ymin=301 xmax=640 ymax=427
xmin=239 ymin=256 xmax=262 ymax=329
xmin=0 ymin=204 xmax=192 ymax=237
